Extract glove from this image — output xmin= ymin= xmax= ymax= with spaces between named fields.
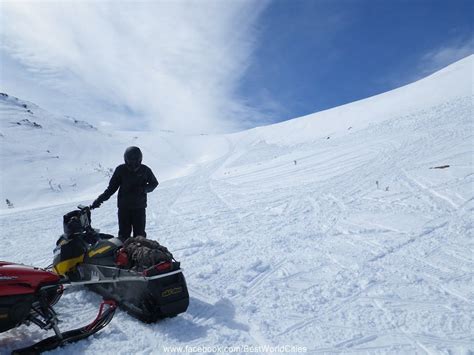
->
xmin=91 ymin=199 xmax=102 ymax=209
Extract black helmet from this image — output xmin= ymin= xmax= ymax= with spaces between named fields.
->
xmin=124 ymin=146 xmax=142 ymax=171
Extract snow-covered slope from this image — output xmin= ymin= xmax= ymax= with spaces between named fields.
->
xmin=0 ymin=94 xmax=229 ymax=210
xmin=0 ymin=93 xmax=122 ymax=209
xmin=0 ymin=56 xmax=473 ymax=354
xmin=232 ymin=54 xmax=472 ymax=146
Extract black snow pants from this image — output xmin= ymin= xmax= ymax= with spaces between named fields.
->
xmin=118 ymin=208 xmax=146 ymax=241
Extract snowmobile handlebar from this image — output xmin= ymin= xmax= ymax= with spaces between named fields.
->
xmin=78 ymin=204 xmax=93 ymax=211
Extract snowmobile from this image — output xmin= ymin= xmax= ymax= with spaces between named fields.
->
xmin=52 ymin=205 xmax=189 ymax=323
xmin=0 ymin=261 xmax=116 ymax=354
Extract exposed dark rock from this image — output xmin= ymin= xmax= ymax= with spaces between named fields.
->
xmin=12 ymin=119 xmax=42 ymax=128
xmin=430 ymin=165 xmax=450 ymax=169
xmin=5 ymin=199 xmax=14 ymax=208
xmin=68 ymin=116 xmax=96 ymax=130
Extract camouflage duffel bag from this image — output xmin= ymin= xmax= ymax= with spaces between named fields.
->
xmin=123 ymin=236 xmax=174 ymax=270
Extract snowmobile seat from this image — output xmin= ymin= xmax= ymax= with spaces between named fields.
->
xmin=84 ymin=238 xmax=123 ymax=266
xmin=97 ymin=232 xmax=114 ymax=240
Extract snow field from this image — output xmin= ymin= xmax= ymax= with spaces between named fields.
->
xmin=1 ymin=57 xmax=473 ymax=354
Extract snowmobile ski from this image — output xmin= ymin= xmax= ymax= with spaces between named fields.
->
xmin=0 ymin=262 xmax=117 ymax=355
xmin=11 ymin=300 xmax=116 ymax=354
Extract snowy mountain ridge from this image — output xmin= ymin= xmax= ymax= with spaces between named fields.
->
xmin=231 ymin=55 xmax=473 ymax=146
xmin=0 ymin=93 xmax=229 ymax=211
xmin=0 ymin=56 xmax=473 ymax=354
xmin=0 ymin=92 xmax=122 ymax=210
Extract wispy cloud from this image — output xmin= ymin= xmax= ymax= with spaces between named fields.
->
xmin=419 ymin=37 xmax=473 ymax=76
xmin=382 ymin=37 xmax=473 ymax=89
xmin=0 ymin=1 xmax=269 ymax=132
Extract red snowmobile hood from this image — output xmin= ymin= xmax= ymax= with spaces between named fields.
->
xmin=0 ymin=261 xmax=60 ymax=296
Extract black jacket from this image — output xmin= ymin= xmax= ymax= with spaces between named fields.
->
xmin=96 ymin=164 xmax=158 ymax=209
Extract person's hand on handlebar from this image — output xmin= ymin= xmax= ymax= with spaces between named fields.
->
xmin=90 ymin=199 xmax=102 ymax=209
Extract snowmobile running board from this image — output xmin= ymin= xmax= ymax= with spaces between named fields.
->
xmin=64 ymin=268 xmax=184 ymax=286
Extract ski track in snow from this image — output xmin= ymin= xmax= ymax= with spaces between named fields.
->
xmin=1 ymin=67 xmax=474 ymax=353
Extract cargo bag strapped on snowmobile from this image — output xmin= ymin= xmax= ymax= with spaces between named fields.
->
xmin=122 ymin=236 xmax=173 ymax=270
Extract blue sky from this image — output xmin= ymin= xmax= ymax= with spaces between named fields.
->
xmin=0 ymin=0 xmax=472 ymax=133
xmin=238 ymin=0 xmax=473 ymax=125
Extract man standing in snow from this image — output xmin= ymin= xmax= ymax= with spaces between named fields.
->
xmin=91 ymin=146 xmax=158 ymax=241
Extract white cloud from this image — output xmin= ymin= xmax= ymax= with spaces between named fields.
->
xmin=384 ymin=37 xmax=473 ymax=88
xmin=0 ymin=0 xmax=269 ymax=133
xmin=419 ymin=38 xmax=473 ymax=76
